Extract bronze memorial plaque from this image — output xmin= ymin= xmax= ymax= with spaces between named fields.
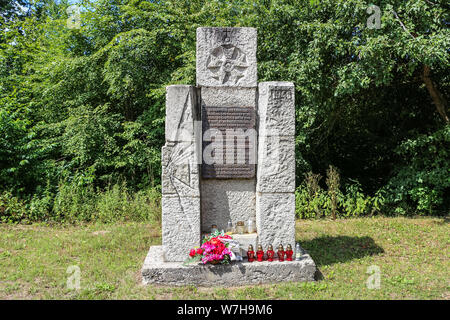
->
xmin=202 ymin=106 xmax=256 ymax=179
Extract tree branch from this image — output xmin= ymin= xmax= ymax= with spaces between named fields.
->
xmin=392 ymin=10 xmax=415 ymax=39
xmin=393 ymin=10 xmax=449 ymax=123
xmin=422 ymin=65 xmax=449 ymax=123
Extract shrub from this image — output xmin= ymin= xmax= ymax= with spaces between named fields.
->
xmin=53 ymin=178 xmax=96 ymax=223
xmin=296 ymin=170 xmax=385 ymax=219
xmin=94 ymin=183 xmax=161 ymax=224
xmin=296 ymin=172 xmax=328 ymax=219
xmin=326 ymin=165 xmax=340 ymax=220
xmin=0 ymin=191 xmax=28 ymax=223
xmin=0 ymin=180 xmax=162 ymax=224
xmin=384 ymin=126 xmax=450 ymax=215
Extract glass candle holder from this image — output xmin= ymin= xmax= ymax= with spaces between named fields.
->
xmin=256 ymin=244 xmax=265 ymax=262
xmin=236 ymin=221 xmax=245 ymax=234
xmin=285 ymin=244 xmax=294 ymax=261
xmin=211 ymin=224 xmax=218 ymax=234
xmin=277 ymin=244 xmax=285 ymax=262
xmin=247 ymin=219 xmax=255 ymax=233
xmin=226 ymin=221 xmax=233 ymax=233
xmin=295 ymin=242 xmax=302 ymax=261
xmin=247 ymin=245 xmax=255 ymax=262
xmin=266 ymin=244 xmax=275 ymax=262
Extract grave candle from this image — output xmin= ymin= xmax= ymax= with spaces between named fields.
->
xmin=256 ymin=245 xmax=265 ymax=262
xmin=247 ymin=245 xmax=255 ymax=262
xmin=266 ymin=245 xmax=275 ymax=262
xmin=277 ymin=244 xmax=285 ymax=262
xmin=285 ymin=244 xmax=294 ymax=261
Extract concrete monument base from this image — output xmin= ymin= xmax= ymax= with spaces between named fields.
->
xmin=141 ymin=246 xmax=316 ymax=286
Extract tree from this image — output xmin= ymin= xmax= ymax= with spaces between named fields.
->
xmin=0 ymin=0 xmax=448 ymax=217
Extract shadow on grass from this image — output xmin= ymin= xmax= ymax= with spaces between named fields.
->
xmin=434 ymin=216 xmax=450 ymax=225
xmin=301 ymin=236 xmax=384 ymax=268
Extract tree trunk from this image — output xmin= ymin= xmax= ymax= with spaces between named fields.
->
xmin=422 ymin=65 xmax=449 ymax=123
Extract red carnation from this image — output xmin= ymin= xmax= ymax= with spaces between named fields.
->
xmin=196 ymin=248 xmax=203 ymax=255
xmin=210 ymin=238 xmax=220 ymax=246
xmin=189 ymin=249 xmax=196 ymax=257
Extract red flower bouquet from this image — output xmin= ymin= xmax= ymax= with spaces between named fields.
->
xmin=184 ymin=230 xmax=233 ymax=265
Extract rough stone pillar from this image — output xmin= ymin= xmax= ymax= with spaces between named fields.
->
xmin=256 ymin=82 xmax=296 ymax=248
xmin=161 ymin=85 xmax=201 ymax=262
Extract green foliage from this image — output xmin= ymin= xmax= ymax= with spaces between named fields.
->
xmin=384 ymin=125 xmax=450 ymax=215
xmin=296 ymin=170 xmax=386 ymax=218
xmin=0 ymin=0 xmax=449 ymax=221
xmin=326 ymin=165 xmax=340 ymax=219
xmin=52 ymin=174 xmax=97 ymax=222
xmin=95 ymin=183 xmax=161 ymax=223
xmin=0 ymin=191 xmax=28 ymax=223
xmin=1 ymin=180 xmax=161 ymax=224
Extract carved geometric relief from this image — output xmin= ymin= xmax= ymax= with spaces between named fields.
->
xmin=206 ymin=44 xmax=249 ymax=85
xmin=162 ymin=85 xmax=200 ymax=197
xmin=197 ymin=27 xmax=257 ymax=87
xmin=162 ymin=143 xmax=200 ymax=197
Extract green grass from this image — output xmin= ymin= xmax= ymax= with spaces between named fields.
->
xmin=0 ymin=216 xmax=448 ymax=299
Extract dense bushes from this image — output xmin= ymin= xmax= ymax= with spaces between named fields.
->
xmin=383 ymin=125 xmax=450 ymax=215
xmin=296 ymin=168 xmax=387 ymax=219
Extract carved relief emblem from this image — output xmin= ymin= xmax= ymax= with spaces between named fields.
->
xmin=206 ymin=44 xmax=249 ymax=85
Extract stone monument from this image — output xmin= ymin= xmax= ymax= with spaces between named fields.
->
xmin=142 ymin=27 xmax=316 ymax=286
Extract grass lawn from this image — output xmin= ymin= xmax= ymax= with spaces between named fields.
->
xmin=0 ymin=216 xmax=448 ymax=299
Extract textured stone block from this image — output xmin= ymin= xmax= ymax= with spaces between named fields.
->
xmin=197 ymin=27 xmax=257 ymax=87
xmin=200 ymin=87 xmax=256 ymax=108
xmin=142 ymin=245 xmax=316 ymax=286
xmin=162 ymin=195 xmax=201 ymax=262
xmin=256 ymin=136 xmax=295 ymax=193
xmin=201 ymin=179 xmax=256 ymax=233
xmin=258 ymin=82 xmax=295 ymax=136
xmin=165 ymin=85 xmax=199 ymax=142
xmin=256 ymin=193 xmax=296 ymax=249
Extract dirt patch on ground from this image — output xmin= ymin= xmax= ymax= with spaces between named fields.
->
xmin=0 ymin=280 xmax=33 ymax=300
xmin=92 ymin=230 xmax=110 ymax=236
